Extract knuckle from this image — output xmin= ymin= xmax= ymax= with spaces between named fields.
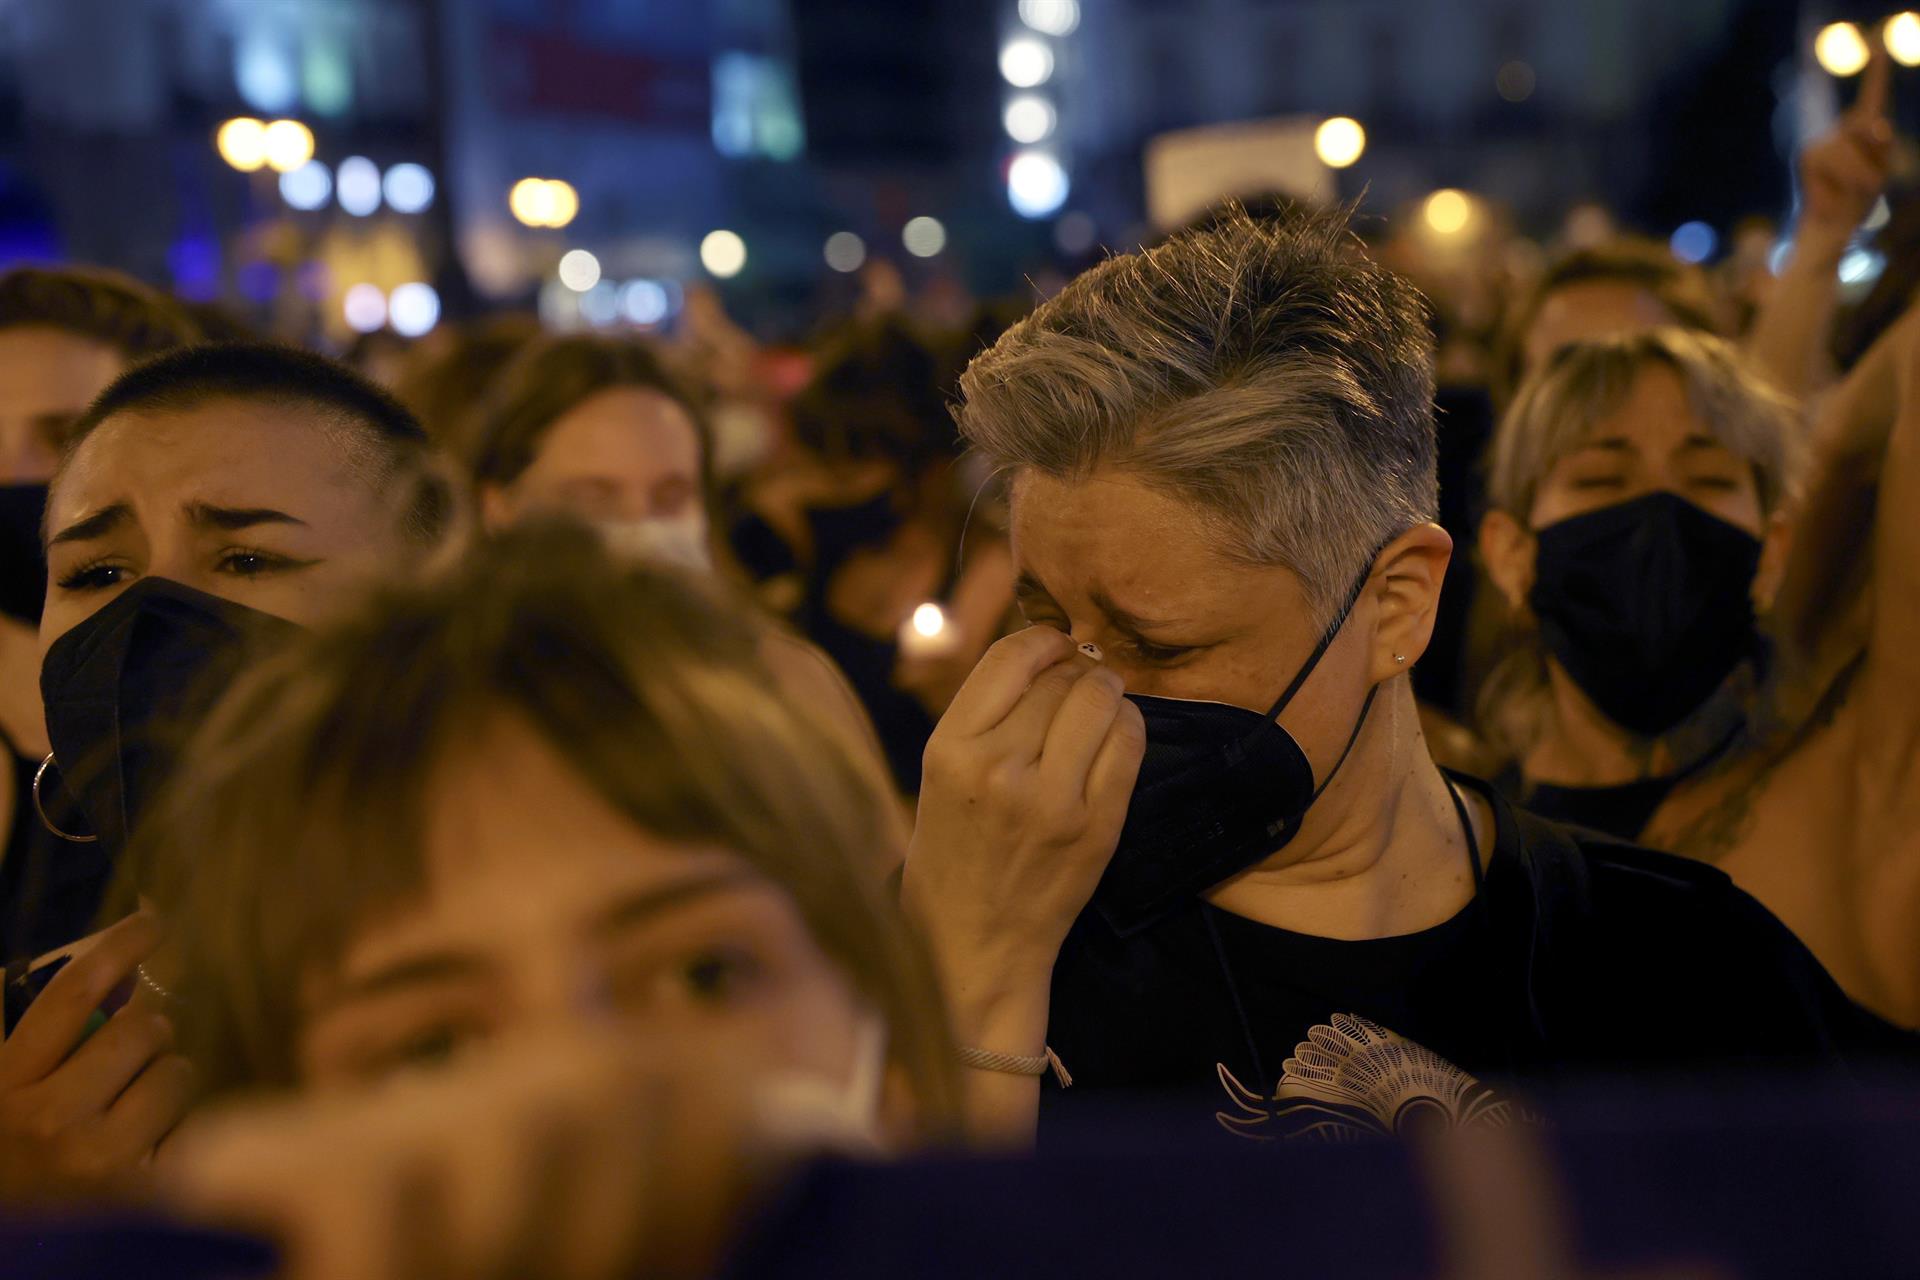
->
xmin=981 ymin=758 xmax=1028 ymax=804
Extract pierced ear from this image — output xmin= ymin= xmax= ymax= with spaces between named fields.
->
xmin=1752 ymin=509 xmax=1794 ymax=615
xmin=1478 ymin=509 xmax=1536 ymax=612
xmin=1368 ymin=522 xmax=1453 ymax=683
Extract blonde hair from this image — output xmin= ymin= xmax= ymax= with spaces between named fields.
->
xmin=956 ymin=206 xmax=1437 ymax=625
xmin=133 ymin=523 xmax=957 ymax=1127
xmin=1477 ymin=328 xmax=1801 ymax=757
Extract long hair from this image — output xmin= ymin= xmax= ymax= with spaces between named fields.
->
xmin=132 ymin=523 xmax=957 ymax=1129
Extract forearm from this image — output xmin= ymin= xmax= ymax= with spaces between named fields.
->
xmin=1746 ymin=222 xmax=1851 ymax=401
xmin=902 ymin=874 xmax=1055 ymax=1150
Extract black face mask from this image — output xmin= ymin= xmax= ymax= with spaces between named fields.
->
xmin=1528 ymin=491 xmax=1763 ymax=739
xmin=0 ymin=483 xmax=48 ymax=623
xmin=39 ymin=579 xmax=301 ymax=858
xmin=1089 ymin=572 xmax=1379 ymax=938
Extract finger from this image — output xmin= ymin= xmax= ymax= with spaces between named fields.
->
xmin=1037 ymin=666 xmax=1127 ymax=797
xmin=1 ymin=913 xmax=162 ymax=1088
xmin=1837 ymin=131 xmax=1893 ymax=183
xmin=89 ymin=1052 xmax=196 ymax=1173
xmin=1854 ymin=39 xmax=1892 ymax=122
xmin=937 ymin=626 xmax=1076 ymax=738
xmin=989 ymin=654 xmax=1100 ymax=760
xmin=38 ymin=1004 xmax=174 ymax=1121
xmin=1084 ymin=698 xmax=1147 ymax=823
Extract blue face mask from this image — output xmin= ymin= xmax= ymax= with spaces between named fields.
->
xmin=1087 ymin=569 xmax=1379 ymax=938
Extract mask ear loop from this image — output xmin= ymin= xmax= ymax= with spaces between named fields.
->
xmin=32 ymin=753 xmax=98 ymax=843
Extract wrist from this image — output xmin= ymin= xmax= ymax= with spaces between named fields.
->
xmin=1791 ymin=221 xmax=1854 ymax=267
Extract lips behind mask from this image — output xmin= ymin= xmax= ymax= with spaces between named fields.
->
xmin=0 ymin=483 xmax=49 ymax=623
xmin=39 ymin=579 xmax=302 ymax=857
xmin=1528 ymin=491 xmax=1763 ymax=738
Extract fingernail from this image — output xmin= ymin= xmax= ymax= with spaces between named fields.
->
xmin=1077 ymin=641 xmax=1103 ymax=661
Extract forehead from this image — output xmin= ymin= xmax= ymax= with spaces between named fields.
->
xmin=51 ymin=397 xmax=375 ymax=521
xmin=530 ymin=387 xmax=702 ymax=475
xmin=420 ymin=713 xmax=741 ymax=917
xmin=1563 ymin=363 xmax=1720 ymax=455
xmin=1009 ymin=469 xmax=1246 ymax=600
xmin=0 ymin=327 xmax=125 ymax=411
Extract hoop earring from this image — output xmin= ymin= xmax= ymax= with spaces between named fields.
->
xmin=32 ymin=754 xmax=98 ymax=844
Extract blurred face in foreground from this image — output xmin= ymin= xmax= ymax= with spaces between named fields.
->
xmin=0 ymin=326 xmax=124 ymax=484
xmin=295 ymin=713 xmax=871 ymax=1093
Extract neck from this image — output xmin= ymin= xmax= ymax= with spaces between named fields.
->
xmin=1523 ymin=661 xmax=1672 ymax=787
xmin=1205 ymin=681 xmax=1484 ymax=940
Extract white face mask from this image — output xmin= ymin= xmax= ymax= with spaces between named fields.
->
xmin=596 ymin=513 xmax=713 ymax=574
xmin=751 ymin=1014 xmax=890 ymax=1157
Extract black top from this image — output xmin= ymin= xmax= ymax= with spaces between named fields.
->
xmin=1041 ymin=773 xmax=1912 ymax=1140
xmin=1519 ymin=773 xmax=1680 ymax=842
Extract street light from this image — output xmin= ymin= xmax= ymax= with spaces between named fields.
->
xmin=216 ymin=117 xmax=270 ymax=171
xmin=701 ymin=230 xmax=747 ymax=278
xmin=1424 ymin=189 xmax=1474 ymax=235
xmin=1314 ymin=117 xmax=1366 ymax=169
xmin=510 ymin=178 xmax=580 ymax=229
xmin=1816 ymin=22 xmax=1871 ymax=77
xmin=263 ymin=119 xmax=314 ymax=173
xmin=1887 ymin=13 xmax=1920 ymax=67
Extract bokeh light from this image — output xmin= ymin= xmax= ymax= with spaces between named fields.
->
xmin=1004 ymin=94 xmax=1057 ymax=144
xmin=1496 ymin=61 xmax=1536 ymax=103
xmin=558 ymin=248 xmax=602 ymax=292
xmin=263 ymin=119 xmax=314 ymax=173
xmin=337 ymin=156 xmax=382 ymax=217
xmin=1887 ymin=13 xmax=1920 ymax=67
xmin=216 ymin=117 xmax=269 ymax=171
xmin=388 ymin=283 xmax=441 ymax=337
xmin=342 ymin=283 xmax=387 ymax=333
xmin=1424 ymin=189 xmax=1474 ymax=235
xmin=1008 ymin=151 xmax=1070 ymax=218
xmin=1018 ymin=0 xmax=1079 ymax=37
xmin=824 ymin=231 xmax=867 ymax=273
xmin=620 ymin=279 xmax=670 ymax=326
xmin=701 ymin=229 xmax=748 ymax=278
xmin=1669 ymin=220 xmax=1717 ymax=264
xmin=510 ymin=178 xmax=579 ymax=229
xmin=382 ymin=163 xmax=435 ymax=214
xmin=1000 ymin=37 xmax=1055 ymax=88
xmin=1314 ymin=117 xmax=1366 ymax=169
xmin=278 ymin=160 xmax=332 ymax=211
xmin=1816 ymin=22 xmax=1871 ymax=77
xmin=902 ymin=216 xmax=947 ymax=257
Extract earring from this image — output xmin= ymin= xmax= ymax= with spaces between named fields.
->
xmin=1393 ymin=653 xmax=1408 ymax=666
xmin=33 ymin=754 xmax=98 ymax=844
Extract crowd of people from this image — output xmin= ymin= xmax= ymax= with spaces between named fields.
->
xmin=0 ymin=51 xmax=1916 ymax=1279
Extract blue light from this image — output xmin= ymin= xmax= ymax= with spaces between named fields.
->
xmin=236 ymin=34 xmax=298 ymax=114
xmin=1669 ymin=221 xmax=1717 ymax=265
xmin=278 ymin=161 xmax=332 ymax=211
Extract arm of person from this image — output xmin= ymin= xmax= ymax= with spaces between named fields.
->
xmin=1745 ymin=48 xmax=1892 ymax=401
xmin=1858 ymin=299 xmax=1920 ymax=767
xmin=899 ymin=627 xmax=1144 ymax=1148
xmin=895 ymin=537 xmax=1018 ymax=719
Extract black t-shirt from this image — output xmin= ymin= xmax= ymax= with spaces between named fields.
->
xmin=1518 ymin=774 xmax=1679 ymax=842
xmin=1042 ymin=773 xmax=1913 ymax=1140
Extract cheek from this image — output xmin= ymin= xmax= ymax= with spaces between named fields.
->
xmin=711 ymin=957 xmax=865 ymax=1084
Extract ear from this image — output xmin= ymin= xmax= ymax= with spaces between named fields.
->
xmin=1751 ymin=509 xmax=1794 ymax=615
xmin=1478 ymin=509 xmax=1536 ymax=613
xmin=1366 ymin=522 xmax=1453 ymax=684
xmin=477 ymin=482 xmax=516 ymax=533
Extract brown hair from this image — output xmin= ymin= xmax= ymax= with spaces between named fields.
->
xmin=134 ymin=522 xmax=957 ymax=1126
xmin=1493 ymin=238 xmax=1723 ymax=406
xmin=0 ymin=265 xmax=199 ymax=360
xmin=467 ymin=333 xmax=713 ymax=502
xmin=392 ymin=312 xmax=543 ymax=452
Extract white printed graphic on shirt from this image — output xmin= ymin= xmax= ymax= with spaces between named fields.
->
xmin=1216 ymin=1012 xmax=1527 ymax=1142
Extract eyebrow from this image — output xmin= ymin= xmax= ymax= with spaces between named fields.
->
xmin=48 ymin=502 xmax=131 ymax=548
xmin=1017 ymin=571 xmax=1187 ymax=636
xmin=185 ymin=503 xmax=309 ymax=532
xmin=590 ymin=867 xmax=760 ymax=940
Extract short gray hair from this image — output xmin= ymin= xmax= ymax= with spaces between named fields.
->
xmin=1487 ymin=326 xmax=1799 ymax=521
xmin=955 ymin=207 xmax=1438 ymax=624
